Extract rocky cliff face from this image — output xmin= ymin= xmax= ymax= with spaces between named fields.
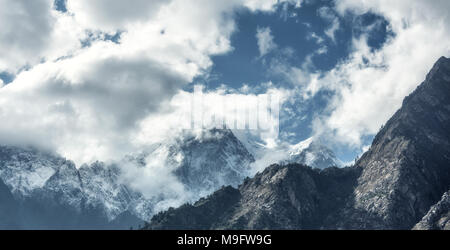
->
xmin=144 ymin=56 xmax=450 ymax=230
xmin=148 ymin=164 xmax=359 ymax=229
xmin=345 ymin=56 xmax=450 ymax=229
xmin=413 ymin=190 xmax=450 ymax=230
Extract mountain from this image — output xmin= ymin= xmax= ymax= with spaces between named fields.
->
xmin=0 ymin=129 xmax=254 ymax=229
xmin=0 ymin=146 xmax=147 ymax=229
xmin=171 ymin=129 xmax=254 ymax=196
xmin=126 ymin=128 xmax=254 ymax=200
xmin=287 ymin=137 xmax=342 ymax=169
xmin=143 ymin=56 xmax=450 ymax=230
xmin=77 ymin=162 xmax=152 ymax=222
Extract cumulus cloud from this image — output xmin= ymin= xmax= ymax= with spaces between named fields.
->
xmin=310 ymin=0 xmax=450 ymax=146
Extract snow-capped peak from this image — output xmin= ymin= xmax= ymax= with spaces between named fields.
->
xmin=287 ymin=138 xmax=342 ymax=169
xmin=289 ymin=137 xmax=314 ymax=156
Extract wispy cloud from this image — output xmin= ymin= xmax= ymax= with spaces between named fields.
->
xmin=256 ymin=26 xmax=278 ymax=57
xmin=317 ymin=6 xmax=340 ymax=42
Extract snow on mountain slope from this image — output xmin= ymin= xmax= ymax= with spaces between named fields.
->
xmin=233 ymin=131 xmax=342 ymax=171
xmin=0 ymin=145 xmax=153 ymax=222
xmin=173 ymin=129 xmax=254 ymax=196
xmin=0 ymin=146 xmax=66 ymax=197
xmin=2 ymin=129 xmax=342 ymax=226
xmin=78 ymin=162 xmax=153 ymax=221
xmin=288 ymin=138 xmax=342 ymax=169
xmin=232 ymin=130 xmax=268 ymax=159
xmin=42 ymin=161 xmax=84 ymax=211
xmin=130 ymin=129 xmax=255 ymax=203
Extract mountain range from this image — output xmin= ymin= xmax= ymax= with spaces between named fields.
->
xmin=0 ymin=122 xmax=337 ymax=229
xmin=145 ymin=56 xmax=450 ymax=230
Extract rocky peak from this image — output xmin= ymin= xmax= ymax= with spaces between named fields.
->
xmin=171 ymin=129 xmax=254 ymax=195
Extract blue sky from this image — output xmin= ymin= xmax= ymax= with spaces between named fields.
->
xmin=190 ymin=1 xmax=392 ymax=162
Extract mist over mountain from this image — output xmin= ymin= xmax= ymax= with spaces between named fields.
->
xmin=233 ymin=130 xmax=342 ymax=172
xmin=144 ymin=57 xmax=450 ymax=230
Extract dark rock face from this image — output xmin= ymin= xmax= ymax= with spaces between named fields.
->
xmin=144 ymin=57 xmax=450 ymax=230
xmin=149 ymin=186 xmax=242 ymax=230
xmin=413 ymin=190 xmax=450 ymax=230
xmin=147 ymin=164 xmax=360 ymax=229
xmin=346 ymin=56 xmax=450 ymax=229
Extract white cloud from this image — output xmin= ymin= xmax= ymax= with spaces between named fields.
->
xmin=244 ymin=0 xmax=303 ymax=12
xmin=307 ymin=32 xmax=328 ymax=55
xmin=118 ymin=143 xmax=190 ymax=212
xmin=134 ymin=86 xmax=289 ymax=148
xmin=244 ymin=0 xmax=279 ymax=12
xmin=310 ymin=0 xmax=450 ymax=147
xmin=317 ymin=6 xmax=340 ymax=42
xmin=0 ymin=0 xmax=84 ymax=73
xmin=256 ymin=26 xmax=278 ymax=57
xmin=66 ymin=0 xmax=168 ymax=32
xmin=308 ymin=32 xmax=325 ymax=44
